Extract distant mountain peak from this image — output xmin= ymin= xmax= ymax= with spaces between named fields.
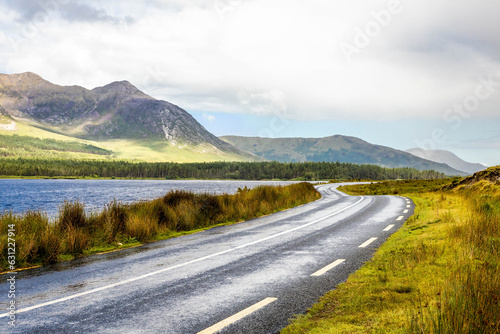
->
xmin=97 ymin=80 xmax=138 ymax=90
xmin=91 ymin=80 xmax=154 ymax=100
xmin=405 ymin=148 xmax=486 ymax=175
xmin=0 ymin=71 xmax=50 ymax=88
xmin=9 ymin=71 xmax=44 ymax=80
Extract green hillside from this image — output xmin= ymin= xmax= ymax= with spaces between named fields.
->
xmin=0 ymin=116 xmax=253 ymax=162
xmin=221 ymin=135 xmax=467 ymax=176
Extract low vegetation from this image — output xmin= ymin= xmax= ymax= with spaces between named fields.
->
xmin=282 ymin=169 xmax=500 ymax=333
xmin=0 ymin=117 xmax=251 ymax=162
xmin=0 ymin=182 xmax=320 ymax=271
xmin=0 ymin=134 xmax=112 ymax=159
xmin=0 ymin=158 xmax=446 ymax=180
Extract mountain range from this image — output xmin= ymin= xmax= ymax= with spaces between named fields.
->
xmin=0 ymin=72 xmax=480 ymax=175
xmin=220 ymin=135 xmax=468 ymax=176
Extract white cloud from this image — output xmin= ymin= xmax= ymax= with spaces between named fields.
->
xmin=202 ymin=113 xmax=216 ymax=122
xmin=1 ymin=0 xmax=500 ymax=122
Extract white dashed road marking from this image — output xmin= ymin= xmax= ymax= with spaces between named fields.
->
xmin=311 ymin=259 xmax=346 ymax=277
xmin=359 ymin=237 xmax=377 ymax=248
xmin=197 ymin=298 xmax=277 ymax=334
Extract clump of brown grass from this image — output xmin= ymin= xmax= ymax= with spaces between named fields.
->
xmin=63 ymin=226 xmax=90 ymax=255
xmin=125 ymin=213 xmax=158 ymax=242
xmin=105 ymin=200 xmax=127 ymax=242
xmin=58 ymin=201 xmax=87 ymax=230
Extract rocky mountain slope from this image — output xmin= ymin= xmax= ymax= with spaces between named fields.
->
xmin=405 ymin=148 xmax=486 ymax=175
xmin=0 ymin=72 xmax=244 ymax=156
xmin=221 ymin=135 xmax=468 ymax=176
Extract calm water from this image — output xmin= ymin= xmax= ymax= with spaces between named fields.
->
xmin=0 ymin=179 xmax=302 ymax=216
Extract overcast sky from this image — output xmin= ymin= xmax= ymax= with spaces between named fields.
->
xmin=0 ymin=0 xmax=499 ymax=165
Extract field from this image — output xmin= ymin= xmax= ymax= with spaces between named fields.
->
xmin=0 ymin=116 xmax=251 ymax=162
xmin=282 ymin=169 xmax=500 ymax=333
xmin=0 ymin=182 xmax=321 ymax=272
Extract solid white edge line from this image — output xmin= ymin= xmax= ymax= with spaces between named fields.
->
xmin=383 ymin=224 xmax=395 ymax=232
xmin=0 ymin=196 xmax=366 ymax=318
xmin=197 ymin=297 xmax=277 ymax=334
xmin=359 ymin=237 xmax=377 ymax=248
xmin=396 ymin=216 xmax=404 ymax=221
xmin=311 ymin=259 xmax=346 ymax=277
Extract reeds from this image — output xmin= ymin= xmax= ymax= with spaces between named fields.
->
xmin=408 ymin=186 xmax=500 ymax=333
xmin=1 ymin=182 xmax=320 ymax=271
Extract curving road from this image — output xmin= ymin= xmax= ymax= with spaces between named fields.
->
xmin=0 ymin=183 xmax=414 ymax=334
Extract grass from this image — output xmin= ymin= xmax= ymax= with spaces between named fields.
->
xmin=0 ymin=117 xmax=254 ymax=162
xmin=0 ymin=182 xmax=320 ymax=272
xmin=282 ymin=178 xmax=500 ymax=333
xmin=99 ymin=139 xmax=252 ymax=162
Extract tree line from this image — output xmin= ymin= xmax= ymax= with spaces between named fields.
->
xmin=0 ymin=158 xmax=447 ymax=180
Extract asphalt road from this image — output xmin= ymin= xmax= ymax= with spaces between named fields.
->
xmin=0 ymin=183 xmax=414 ymax=334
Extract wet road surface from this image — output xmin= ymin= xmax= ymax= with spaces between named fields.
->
xmin=0 ymin=183 xmax=414 ymax=333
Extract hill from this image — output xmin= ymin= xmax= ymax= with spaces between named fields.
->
xmin=406 ymin=148 xmax=486 ymax=174
xmin=220 ymin=135 xmax=467 ymax=176
xmin=0 ymin=72 xmax=255 ymax=162
xmin=449 ymin=166 xmax=500 ymax=189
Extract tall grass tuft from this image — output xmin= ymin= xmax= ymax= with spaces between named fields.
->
xmin=105 ymin=200 xmax=127 ymax=242
xmin=125 ymin=213 xmax=158 ymax=242
xmin=58 ymin=201 xmax=87 ymax=230
xmin=37 ymin=226 xmax=61 ymax=264
xmin=63 ymin=226 xmax=90 ymax=255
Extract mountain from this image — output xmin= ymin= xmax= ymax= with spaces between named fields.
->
xmin=220 ymin=135 xmax=468 ymax=176
xmin=405 ymin=148 xmax=487 ymax=175
xmin=0 ymin=72 xmax=249 ymax=159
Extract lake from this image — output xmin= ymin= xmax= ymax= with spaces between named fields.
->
xmin=0 ymin=179 xmax=303 ymax=216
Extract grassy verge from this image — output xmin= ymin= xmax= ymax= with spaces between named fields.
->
xmin=282 ymin=178 xmax=500 ymax=333
xmin=0 ymin=182 xmax=320 ymax=272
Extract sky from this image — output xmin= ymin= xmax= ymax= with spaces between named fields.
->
xmin=0 ymin=0 xmax=499 ymax=166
